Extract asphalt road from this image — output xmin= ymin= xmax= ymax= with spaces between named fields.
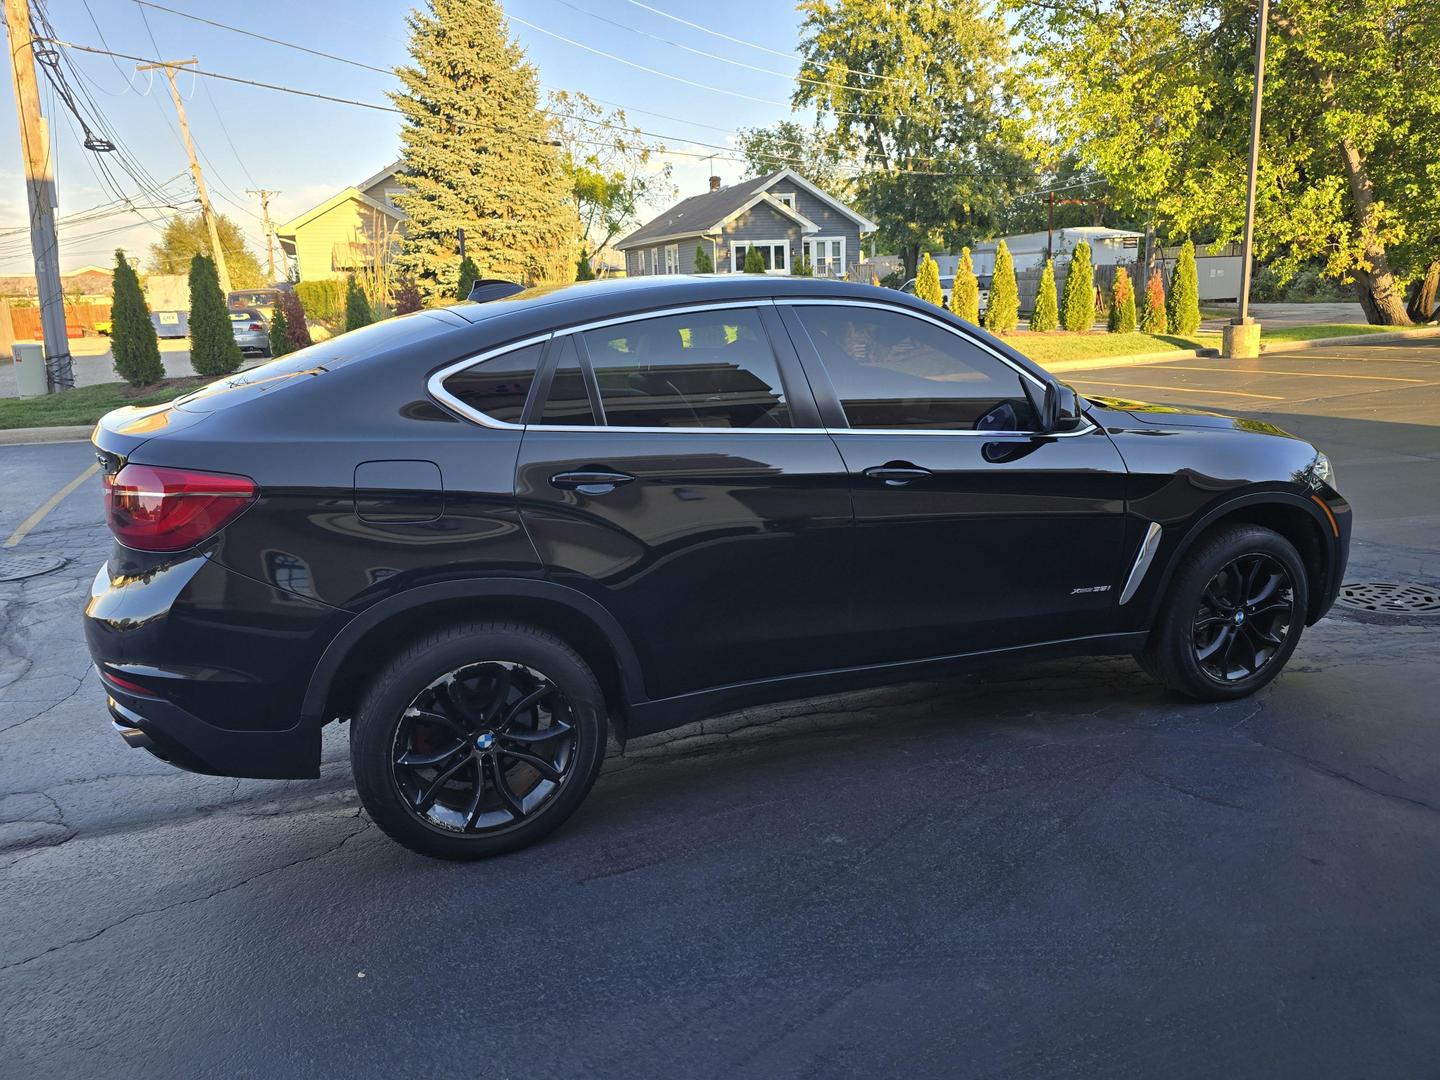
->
xmin=2 ymin=339 xmax=1438 ymax=1078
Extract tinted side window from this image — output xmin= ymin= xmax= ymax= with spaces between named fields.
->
xmin=581 ymin=308 xmax=791 ymax=429
xmin=536 ymin=336 xmax=595 ymax=426
xmin=440 ymin=342 xmax=541 ymax=423
xmin=795 ymin=306 xmax=1037 ymax=431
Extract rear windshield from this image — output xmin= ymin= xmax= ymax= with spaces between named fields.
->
xmin=229 ymin=309 xmax=262 ymax=322
xmin=229 ymin=291 xmax=277 ymax=307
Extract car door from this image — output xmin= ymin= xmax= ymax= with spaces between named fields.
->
xmin=778 ymin=299 xmax=1131 ymax=664
xmin=514 ymin=303 xmax=854 ymax=702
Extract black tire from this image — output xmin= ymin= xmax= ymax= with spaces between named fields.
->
xmin=350 ymin=621 xmax=607 ymax=860
xmin=1140 ymin=524 xmax=1308 ymax=702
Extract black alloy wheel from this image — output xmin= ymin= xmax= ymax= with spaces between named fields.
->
xmin=392 ymin=661 xmax=578 ymax=834
xmin=1192 ymin=553 xmax=1296 ymax=683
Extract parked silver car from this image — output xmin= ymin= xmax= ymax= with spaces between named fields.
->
xmin=228 ymin=308 xmax=270 ymax=357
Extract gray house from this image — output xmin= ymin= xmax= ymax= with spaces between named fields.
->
xmin=616 ymin=169 xmax=876 ymax=279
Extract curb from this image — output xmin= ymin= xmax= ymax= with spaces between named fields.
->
xmin=0 ymin=424 xmax=93 ymax=445
xmin=1043 ymin=347 xmax=1220 ymax=375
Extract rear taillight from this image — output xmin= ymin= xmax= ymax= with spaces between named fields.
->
xmin=249 ymin=322 xmax=263 ymax=331
xmin=104 ymin=464 xmax=256 ymax=552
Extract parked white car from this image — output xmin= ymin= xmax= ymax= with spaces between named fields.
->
xmin=899 ymin=274 xmax=992 ymax=317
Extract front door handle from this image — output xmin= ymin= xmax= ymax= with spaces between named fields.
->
xmin=549 ymin=470 xmax=636 ymax=495
xmin=863 ymin=463 xmax=933 ymax=486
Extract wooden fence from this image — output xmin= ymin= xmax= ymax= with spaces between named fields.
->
xmin=7 ymin=301 xmax=111 ymax=340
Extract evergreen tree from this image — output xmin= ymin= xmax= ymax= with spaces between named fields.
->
xmin=984 ymin=240 xmax=1019 ymax=333
xmin=1167 ymin=239 xmax=1201 ymax=334
xmin=1139 ymin=269 xmax=1168 ymax=334
xmin=187 ymin=253 xmax=242 ymax=377
xmin=1061 ymin=240 xmax=1096 ymax=332
xmin=950 ymin=246 xmax=980 ymax=322
xmin=109 ymin=249 xmax=163 ymax=387
xmin=1030 ymin=258 xmax=1059 ymax=332
xmin=268 ymin=304 xmax=290 ymax=357
xmin=1108 ymin=266 xmax=1137 ymax=333
xmin=575 ymin=248 xmax=595 ymax=281
xmin=914 ymin=252 xmax=943 ymax=306
xmin=345 ymin=275 xmax=373 ymax=332
xmin=277 ymin=289 xmax=313 ymax=349
xmin=455 ymin=254 xmax=480 ymax=300
xmin=743 ymin=247 xmax=766 ymax=273
xmin=693 ymin=244 xmax=713 ymax=274
xmin=393 ymin=0 xmax=578 ymax=304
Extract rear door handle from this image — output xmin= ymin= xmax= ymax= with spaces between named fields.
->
xmin=862 ymin=464 xmax=933 ymax=486
xmin=549 ymin=470 xmax=636 ymax=495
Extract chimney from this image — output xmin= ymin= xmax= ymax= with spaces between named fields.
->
xmin=708 ymin=175 xmax=721 ymax=192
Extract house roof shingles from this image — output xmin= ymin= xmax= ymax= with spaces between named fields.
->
xmin=616 ymin=174 xmax=779 ymax=251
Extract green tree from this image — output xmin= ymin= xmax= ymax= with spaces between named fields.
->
xmin=1167 ymin=239 xmax=1201 ymax=334
xmin=736 ymin=120 xmax=851 ymax=196
xmin=743 ymin=247 xmax=767 ymax=273
xmin=1108 ymin=265 xmax=1137 ymax=332
xmin=147 ymin=213 xmax=264 ymax=290
xmin=1061 ymin=240 xmax=1096 ymax=332
xmin=950 ymin=246 xmax=981 ymax=322
xmin=1139 ymin=268 xmax=1168 ymax=334
xmin=1011 ymin=0 xmax=1440 ymax=324
xmin=455 ymin=254 xmax=480 ymax=300
xmin=1030 ymin=258 xmax=1059 ymax=331
xmin=187 ymin=253 xmax=242 ymax=377
xmin=914 ymin=253 xmax=944 ymax=306
xmin=345 ymin=274 xmax=373 ymax=331
xmin=985 ymin=240 xmax=1020 ymax=333
xmin=794 ymin=0 xmax=1040 ymax=279
xmin=109 ymin=249 xmax=163 ymax=387
xmin=693 ymin=244 xmax=714 ymax=274
xmin=575 ymin=248 xmax=595 ymax=281
xmin=267 ymin=303 xmax=290 ymax=357
xmin=393 ymin=0 xmax=578 ymax=304
xmin=393 ymin=277 xmax=423 ymax=314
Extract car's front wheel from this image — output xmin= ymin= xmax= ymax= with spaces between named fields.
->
xmin=1140 ymin=524 xmax=1309 ymax=701
xmin=351 ymin=621 xmax=607 ymax=859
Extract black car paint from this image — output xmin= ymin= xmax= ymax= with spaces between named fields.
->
xmin=84 ymin=276 xmax=1351 ymax=780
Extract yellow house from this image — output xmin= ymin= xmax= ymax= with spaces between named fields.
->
xmin=275 ymin=162 xmax=406 ymax=282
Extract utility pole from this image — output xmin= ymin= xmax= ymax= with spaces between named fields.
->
xmin=1225 ymin=0 xmax=1269 ymax=358
xmin=247 ymin=188 xmax=279 ymax=282
xmin=4 ymin=0 xmax=73 ymax=389
xmin=138 ymin=58 xmax=231 ymax=294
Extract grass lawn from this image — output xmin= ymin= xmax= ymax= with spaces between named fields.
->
xmin=1260 ymin=323 xmax=1387 ymax=343
xmin=0 ymin=377 xmax=203 ymax=430
xmin=1008 ymin=330 xmax=1221 ymax=363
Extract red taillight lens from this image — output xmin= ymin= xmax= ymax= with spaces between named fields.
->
xmin=249 ymin=322 xmax=263 ymax=331
xmin=104 ymin=464 xmax=256 ymax=552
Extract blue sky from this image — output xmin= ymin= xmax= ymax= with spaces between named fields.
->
xmin=0 ymin=0 xmax=816 ymax=274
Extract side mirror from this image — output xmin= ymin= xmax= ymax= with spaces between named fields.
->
xmin=1021 ymin=379 xmax=1084 ymax=434
xmin=1054 ymin=384 xmax=1084 ymax=432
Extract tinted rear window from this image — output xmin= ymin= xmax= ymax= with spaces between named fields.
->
xmin=440 ymin=343 xmax=541 ymax=423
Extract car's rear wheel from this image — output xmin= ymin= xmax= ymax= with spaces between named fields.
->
xmin=351 ymin=622 xmax=607 ymax=859
xmin=1140 ymin=524 xmax=1308 ymax=701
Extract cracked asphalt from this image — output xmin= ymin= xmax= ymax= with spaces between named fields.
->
xmin=2 ymin=338 xmax=1439 ymax=1078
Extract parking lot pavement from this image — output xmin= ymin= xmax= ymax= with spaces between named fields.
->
xmin=2 ymin=338 xmax=1438 ymax=1078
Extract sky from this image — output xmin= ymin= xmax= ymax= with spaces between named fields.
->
xmin=0 ymin=0 xmax=817 ymax=275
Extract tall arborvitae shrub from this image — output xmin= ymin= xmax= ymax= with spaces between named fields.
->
xmin=693 ymin=244 xmax=713 ymax=273
xmin=1061 ymin=241 xmax=1096 ymax=332
xmin=454 ymin=254 xmax=480 ymax=300
xmin=1108 ymin=266 xmax=1137 ymax=333
xmin=110 ymin=248 xmax=163 ymax=387
xmin=984 ymin=240 xmax=1019 ymax=333
xmin=743 ymin=247 xmax=766 ymax=273
xmin=1030 ymin=258 xmax=1059 ymax=332
xmin=1167 ymin=239 xmax=1200 ymax=334
xmin=345 ymin=274 xmax=373 ymax=331
xmin=575 ymin=248 xmax=595 ymax=281
xmin=268 ymin=304 xmax=290 ymax=357
xmin=277 ymin=289 xmax=312 ymax=349
xmin=188 ymin=253 xmax=242 ymax=377
xmin=950 ymin=245 xmax=980 ymax=323
xmin=915 ymin=252 xmax=943 ymax=306
xmin=393 ymin=277 xmax=423 ymax=314
xmin=1139 ymin=269 xmax=1168 ymax=334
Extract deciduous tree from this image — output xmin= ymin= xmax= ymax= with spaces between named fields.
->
xmin=110 ymin=249 xmax=163 ymax=387
xmin=148 ymin=213 xmax=264 ymax=290
xmin=277 ymin=289 xmax=312 ymax=349
xmin=736 ymin=121 xmax=851 ymax=197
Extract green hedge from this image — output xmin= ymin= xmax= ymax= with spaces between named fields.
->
xmin=294 ymin=279 xmax=347 ymax=326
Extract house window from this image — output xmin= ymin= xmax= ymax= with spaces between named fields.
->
xmin=773 ymin=192 xmax=796 ymax=210
xmin=805 ymin=237 xmax=847 ymax=278
xmin=731 ymin=241 xmax=789 ymax=274
xmin=664 ymin=244 xmax=679 ymax=274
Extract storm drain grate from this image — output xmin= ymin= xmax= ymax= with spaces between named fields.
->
xmin=1335 ymin=582 xmax=1440 ymax=615
xmin=0 ymin=552 xmax=67 ymax=582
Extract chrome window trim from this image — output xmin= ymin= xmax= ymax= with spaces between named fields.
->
xmin=1118 ymin=521 xmax=1163 ymax=605
xmin=426 ymin=298 xmax=1098 ymax=438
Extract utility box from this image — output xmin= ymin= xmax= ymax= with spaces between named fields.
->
xmin=12 ymin=342 xmax=49 ymax=398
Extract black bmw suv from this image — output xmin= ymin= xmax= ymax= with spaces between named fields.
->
xmin=86 ymin=276 xmax=1350 ymax=859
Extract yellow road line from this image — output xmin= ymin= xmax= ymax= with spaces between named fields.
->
xmin=1072 ymin=381 xmax=1285 ymax=401
xmin=4 ymin=462 xmax=100 ymax=549
xmin=1159 ymin=365 xmax=1425 ymax=383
